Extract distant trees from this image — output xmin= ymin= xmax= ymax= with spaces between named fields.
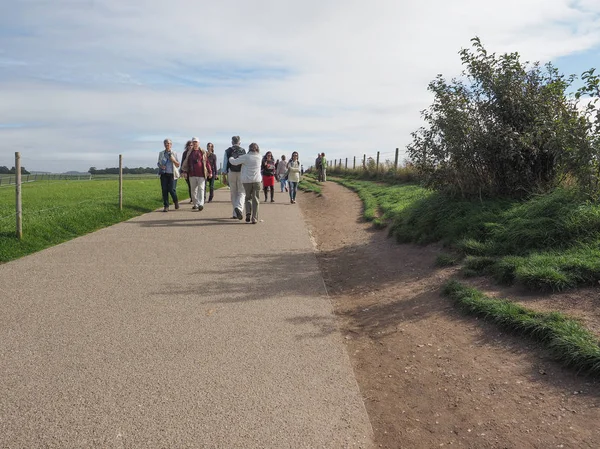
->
xmin=407 ymin=37 xmax=599 ymax=198
xmin=0 ymin=166 xmax=30 ymax=175
xmin=88 ymin=167 xmax=158 ymax=175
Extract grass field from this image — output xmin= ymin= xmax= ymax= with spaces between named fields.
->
xmin=0 ymin=177 xmax=221 ymax=263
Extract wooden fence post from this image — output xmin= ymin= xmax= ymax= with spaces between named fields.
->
xmin=394 ymin=147 xmax=399 ymax=170
xmin=376 ymin=151 xmax=380 ymax=171
xmin=353 ymin=156 xmax=356 ymax=169
xmin=119 ymin=155 xmax=123 ymax=210
xmin=345 ymin=158 xmax=348 ymax=170
xmin=15 ymin=152 xmax=22 ymax=239
xmin=363 ymin=154 xmax=366 ymax=169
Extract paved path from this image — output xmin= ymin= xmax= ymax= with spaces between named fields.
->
xmin=0 ymin=188 xmax=374 ymax=448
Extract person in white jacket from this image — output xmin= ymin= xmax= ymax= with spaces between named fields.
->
xmin=229 ymin=142 xmax=262 ymax=224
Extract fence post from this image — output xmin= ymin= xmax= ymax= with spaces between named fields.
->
xmin=345 ymin=158 xmax=348 ymax=170
xmin=394 ymin=147 xmax=399 ymax=170
xmin=363 ymin=154 xmax=366 ymax=169
xmin=353 ymin=156 xmax=356 ymax=169
xmin=119 ymin=154 xmax=123 ymax=210
xmin=376 ymin=151 xmax=380 ymax=171
xmin=15 ymin=152 xmax=22 ymax=239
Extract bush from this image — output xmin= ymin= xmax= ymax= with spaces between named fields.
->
xmin=407 ymin=37 xmax=598 ymax=198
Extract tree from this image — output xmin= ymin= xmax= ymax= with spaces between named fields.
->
xmin=407 ymin=37 xmax=597 ymax=198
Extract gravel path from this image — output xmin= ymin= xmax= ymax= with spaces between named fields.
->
xmin=0 ymin=188 xmax=373 ymax=448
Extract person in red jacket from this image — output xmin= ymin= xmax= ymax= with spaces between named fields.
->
xmin=181 ymin=137 xmax=212 ymax=211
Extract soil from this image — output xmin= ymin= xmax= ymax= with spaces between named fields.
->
xmin=299 ymin=181 xmax=600 ymax=449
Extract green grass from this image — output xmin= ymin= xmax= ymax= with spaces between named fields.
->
xmin=0 ymin=177 xmax=221 ymax=263
xmin=298 ymin=175 xmax=322 ymax=196
xmin=443 ymin=280 xmax=600 ymax=376
xmin=331 ymin=174 xmax=600 ymax=291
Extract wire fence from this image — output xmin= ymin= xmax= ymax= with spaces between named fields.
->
xmin=0 ymin=172 xmax=158 ymax=187
xmin=306 ymin=148 xmax=419 ymax=183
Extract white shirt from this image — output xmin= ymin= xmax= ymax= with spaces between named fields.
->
xmin=229 ymin=151 xmax=262 ymax=183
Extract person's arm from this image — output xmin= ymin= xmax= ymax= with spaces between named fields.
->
xmin=222 ymin=150 xmax=229 ymax=174
xmin=288 ymin=162 xmax=300 ymax=173
xmin=229 ymin=153 xmax=247 ymax=166
xmin=171 ymin=151 xmax=180 ymax=168
xmin=206 ymin=155 xmax=213 ymax=178
xmin=158 ymin=151 xmax=165 ymax=170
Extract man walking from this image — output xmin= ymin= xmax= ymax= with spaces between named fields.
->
xmin=157 ymin=138 xmax=180 ymax=212
xmin=320 ymin=152 xmax=327 ymax=182
xmin=181 ymin=137 xmax=212 ymax=211
xmin=205 ymin=142 xmax=218 ymax=203
xmin=315 ymin=153 xmax=323 ymax=182
xmin=222 ymin=136 xmax=246 ymax=219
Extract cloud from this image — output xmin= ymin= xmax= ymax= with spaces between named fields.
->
xmin=0 ymin=0 xmax=599 ymax=172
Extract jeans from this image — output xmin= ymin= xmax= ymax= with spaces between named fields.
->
xmin=279 ymin=178 xmax=287 ymax=192
xmin=205 ymin=176 xmax=215 ymax=201
xmin=243 ymin=182 xmax=261 ymax=221
xmin=160 ymin=173 xmax=178 ymax=207
xmin=289 ymin=181 xmax=298 ymax=201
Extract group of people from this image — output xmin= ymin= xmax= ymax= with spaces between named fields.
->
xmin=157 ymin=136 xmax=302 ymax=224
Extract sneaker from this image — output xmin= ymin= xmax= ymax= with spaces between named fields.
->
xmin=270 ymin=199 xmax=274 ymax=202
xmin=174 ymin=202 xmax=180 ymax=210
xmin=234 ymin=207 xmax=243 ymax=220
xmin=252 ymin=218 xmax=257 ymax=224
xmin=246 ymin=214 xmax=251 ymax=223
xmin=162 ymin=207 xmax=169 ymax=212
xmin=198 ymin=205 xmax=204 ymax=211
xmin=192 ymin=205 xmax=198 ymax=210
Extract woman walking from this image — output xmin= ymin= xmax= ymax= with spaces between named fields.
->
xmin=287 ymin=151 xmax=301 ymax=204
xmin=180 ymin=140 xmax=193 ymax=202
xmin=228 ymin=143 xmax=262 ymax=224
xmin=276 ymin=155 xmax=288 ymax=192
xmin=261 ymin=151 xmax=276 ymax=202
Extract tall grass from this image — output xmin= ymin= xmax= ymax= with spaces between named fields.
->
xmin=0 ymin=177 xmax=215 ymax=263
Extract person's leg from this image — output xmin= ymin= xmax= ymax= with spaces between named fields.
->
xmin=280 ymin=178 xmax=285 ymax=192
xmin=171 ymin=177 xmax=179 ymax=209
xmin=290 ymin=182 xmax=298 ymax=202
xmin=232 ymin=171 xmax=246 ymax=217
xmin=186 ymin=177 xmax=192 ymax=201
xmin=251 ymin=182 xmax=260 ymax=222
xmin=160 ymin=174 xmax=169 ymax=209
xmin=322 ymin=168 xmax=327 ymax=182
xmin=207 ymin=177 xmax=214 ymax=202
xmin=198 ymin=177 xmax=206 ymax=209
xmin=263 ymin=186 xmax=268 ymax=202
xmin=190 ymin=176 xmax=200 ymax=208
xmin=228 ymin=172 xmax=238 ymax=216
xmin=243 ymin=183 xmax=253 ymax=222
xmin=269 ymin=185 xmax=274 ymax=202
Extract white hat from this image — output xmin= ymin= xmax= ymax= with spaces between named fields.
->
xmin=191 ymin=137 xmax=199 ymax=142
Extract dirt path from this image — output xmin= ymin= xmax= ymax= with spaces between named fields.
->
xmin=299 ymin=181 xmax=600 ymax=449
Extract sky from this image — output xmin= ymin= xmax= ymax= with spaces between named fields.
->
xmin=0 ymin=0 xmax=599 ymax=173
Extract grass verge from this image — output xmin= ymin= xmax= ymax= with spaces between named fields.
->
xmin=443 ymin=280 xmax=600 ymax=376
xmin=298 ymin=175 xmax=322 ymax=196
xmin=331 ymin=175 xmax=600 ymax=291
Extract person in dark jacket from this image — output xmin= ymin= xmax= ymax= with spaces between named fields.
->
xmin=204 ymin=142 xmax=218 ymax=203
xmin=180 ymin=140 xmax=193 ymax=202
